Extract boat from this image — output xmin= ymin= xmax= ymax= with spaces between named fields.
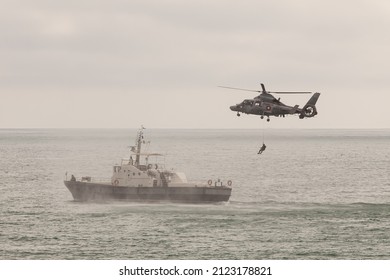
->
xmin=64 ymin=127 xmax=232 ymax=203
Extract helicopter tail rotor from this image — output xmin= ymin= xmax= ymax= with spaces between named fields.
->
xmin=299 ymin=92 xmax=321 ymax=119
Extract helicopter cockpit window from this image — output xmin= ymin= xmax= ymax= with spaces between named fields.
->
xmin=255 ymin=101 xmax=261 ymax=106
xmin=243 ymin=100 xmax=254 ymax=106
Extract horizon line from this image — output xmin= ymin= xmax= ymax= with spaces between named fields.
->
xmin=1 ymin=127 xmax=389 ymax=130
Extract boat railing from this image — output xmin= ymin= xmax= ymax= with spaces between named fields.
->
xmin=193 ymin=178 xmax=233 ymax=188
xmin=191 ymin=181 xmax=209 ymax=187
xmin=79 ymin=176 xmax=111 ymax=183
xmin=120 ymin=159 xmax=166 ymax=171
xmin=64 ymin=173 xmax=111 ymax=184
xmin=64 ymin=173 xmax=232 ymax=187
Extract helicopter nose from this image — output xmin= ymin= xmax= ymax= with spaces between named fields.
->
xmin=230 ymin=105 xmax=237 ymax=111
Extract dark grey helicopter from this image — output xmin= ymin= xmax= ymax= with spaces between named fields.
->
xmin=220 ymin=83 xmax=321 ymax=122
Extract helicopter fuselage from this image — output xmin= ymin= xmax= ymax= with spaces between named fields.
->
xmin=222 ymin=83 xmax=320 ymax=121
xmin=230 ymin=98 xmax=298 ymax=118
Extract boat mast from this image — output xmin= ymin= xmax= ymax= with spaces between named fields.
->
xmin=134 ymin=126 xmax=145 ymax=166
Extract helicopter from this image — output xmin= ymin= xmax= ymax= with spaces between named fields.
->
xmin=220 ymin=83 xmax=321 ymax=122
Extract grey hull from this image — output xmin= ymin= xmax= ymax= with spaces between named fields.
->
xmin=64 ymin=181 xmax=231 ymax=203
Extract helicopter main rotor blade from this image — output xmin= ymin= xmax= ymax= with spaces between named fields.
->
xmin=269 ymin=91 xmax=312 ymax=94
xmin=218 ymin=86 xmax=260 ymax=93
xmin=219 ymin=86 xmax=312 ymax=94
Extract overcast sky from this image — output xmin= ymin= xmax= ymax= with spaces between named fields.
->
xmin=1 ymin=0 xmax=390 ymax=129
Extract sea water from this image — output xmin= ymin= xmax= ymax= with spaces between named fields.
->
xmin=0 ymin=129 xmax=389 ymax=259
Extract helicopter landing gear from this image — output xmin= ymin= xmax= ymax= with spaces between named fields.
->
xmin=237 ymin=112 xmax=241 ymax=117
xmin=267 ymin=117 xmax=270 ymax=122
xmin=260 ymin=115 xmax=264 ymax=119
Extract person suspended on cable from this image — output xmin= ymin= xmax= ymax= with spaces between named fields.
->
xmin=258 ymin=143 xmax=266 ymax=154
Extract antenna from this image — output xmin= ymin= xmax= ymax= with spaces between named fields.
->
xmin=134 ymin=126 xmax=145 ymax=166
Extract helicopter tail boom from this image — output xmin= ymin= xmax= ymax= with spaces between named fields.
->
xmin=290 ymin=105 xmax=299 ymax=114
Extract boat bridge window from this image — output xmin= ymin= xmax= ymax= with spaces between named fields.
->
xmin=114 ymin=166 xmax=121 ymax=173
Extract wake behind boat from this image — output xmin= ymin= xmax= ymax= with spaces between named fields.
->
xmin=64 ymin=127 xmax=232 ymax=203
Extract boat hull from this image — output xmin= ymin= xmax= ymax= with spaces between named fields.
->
xmin=64 ymin=181 xmax=231 ymax=203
